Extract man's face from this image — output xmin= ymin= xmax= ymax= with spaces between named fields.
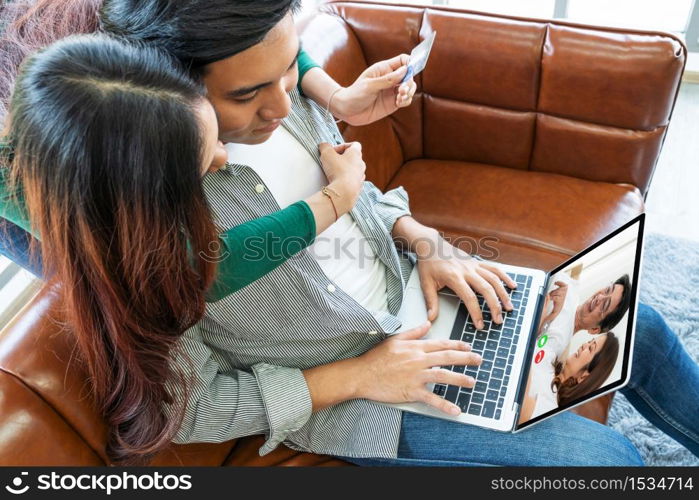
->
xmin=577 ymin=283 xmax=624 ymax=333
xmin=202 ymin=13 xmax=299 ymax=145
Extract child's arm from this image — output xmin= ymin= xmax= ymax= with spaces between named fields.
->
xmin=297 ymin=50 xmax=417 ymax=127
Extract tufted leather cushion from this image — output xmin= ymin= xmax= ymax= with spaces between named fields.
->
xmin=388 ymin=159 xmax=645 ymax=268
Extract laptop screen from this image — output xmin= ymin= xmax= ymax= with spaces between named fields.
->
xmin=515 ymin=214 xmax=645 ymax=431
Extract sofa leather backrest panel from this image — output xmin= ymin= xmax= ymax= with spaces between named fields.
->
xmin=310 ymin=1 xmax=685 ymax=194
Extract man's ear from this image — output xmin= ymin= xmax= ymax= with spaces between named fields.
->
xmin=588 ymin=326 xmax=602 ymax=335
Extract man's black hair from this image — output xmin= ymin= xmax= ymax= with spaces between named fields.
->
xmin=599 ymin=274 xmax=632 ymax=332
xmin=100 ymin=0 xmax=302 ymax=78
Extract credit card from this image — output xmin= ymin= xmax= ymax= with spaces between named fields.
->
xmin=401 ymin=31 xmax=437 ymax=83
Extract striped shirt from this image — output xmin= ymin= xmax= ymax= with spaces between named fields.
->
xmin=168 ymin=89 xmax=413 ymax=459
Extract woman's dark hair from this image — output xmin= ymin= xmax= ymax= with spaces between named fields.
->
xmin=599 ymin=274 xmax=632 ymax=332
xmin=8 ymin=33 xmax=218 ymax=465
xmin=0 ymin=0 xmax=101 ymax=124
xmin=100 ymin=0 xmax=301 ymax=79
xmin=551 ymin=332 xmax=619 ymax=408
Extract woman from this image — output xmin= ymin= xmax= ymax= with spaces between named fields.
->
xmin=553 ymin=333 xmax=619 ymax=407
xmin=4 ymin=33 xmax=368 ymax=463
xmin=520 ymin=332 xmax=620 ymax=423
xmin=0 ymin=0 xmax=418 ymax=274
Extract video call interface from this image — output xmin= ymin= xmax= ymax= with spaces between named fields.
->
xmin=517 ymin=219 xmax=642 ymax=427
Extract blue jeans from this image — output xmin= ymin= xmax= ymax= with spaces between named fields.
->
xmin=619 ymin=303 xmax=699 ymax=456
xmin=342 ymin=303 xmax=698 ymax=466
xmin=0 ymin=218 xmax=42 ymax=277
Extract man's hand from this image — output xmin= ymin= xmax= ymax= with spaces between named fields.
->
xmin=417 ymin=241 xmax=517 ymax=328
xmin=538 ymin=281 xmax=568 ymax=333
xmin=331 ymin=54 xmax=418 ymax=126
xmin=391 ymin=217 xmax=517 ymax=328
xmin=547 ymin=281 xmax=568 ymax=319
xmin=354 ymin=322 xmax=481 ymax=415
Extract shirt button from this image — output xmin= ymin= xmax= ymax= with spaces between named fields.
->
xmin=255 ymin=183 xmax=265 ymax=194
xmin=368 ymin=330 xmax=378 ymax=335
xmin=326 ymin=284 xmax=336 ymax=293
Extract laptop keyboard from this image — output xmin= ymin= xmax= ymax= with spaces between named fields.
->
xmin=432 ymin=272 xmax=532 ymax=420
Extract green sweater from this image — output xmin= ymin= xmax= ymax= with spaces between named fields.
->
xmin=0 ymin=51 xmax=323 ymax=301
xmin=297 ymin=49 xmax=320 ymax=89
xmin=0 ymin=152 xmax=316 ymax=302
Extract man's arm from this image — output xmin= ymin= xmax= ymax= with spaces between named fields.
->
xmin=169 ymin=322 xmax=479 ymax=454
xmin=359 ymin=183 xmax=516 ymax=325
xmin=168 ymin=326 xmax=316 ymax=456
xmin=360 ymin=181 xmax=412 ymax=235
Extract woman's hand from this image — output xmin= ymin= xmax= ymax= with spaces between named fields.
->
xmin=331 ymin=54 xmax=417 ymax=126
xmin=318 ymin=141 xmax=366 ymax=215
xmin=354 ymin=322 xmax=482 ymax=415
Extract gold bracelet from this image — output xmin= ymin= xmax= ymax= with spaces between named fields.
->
xmin=321 ymin=187 xmax=339 ymax=221
xmin=325 ymin=86 xmax=344 ymax=124
xmin=323 ymin=185 xmax=342 ymax=198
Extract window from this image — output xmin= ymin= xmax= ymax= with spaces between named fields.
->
xmin=446 ymin=0 xmax=556 ymax=19
xmin=369 ymin=0 xmax=699 ymax=52
xmin=566 ymin=0 xmax=694 ymax=33
xmin=0 ymin=256 xmax=41 ymax=330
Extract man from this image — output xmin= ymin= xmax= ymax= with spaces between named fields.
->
xmin=101 ymin=0 xmax=699 ymax=464
xmin=521 ymin=273 xmax=630 ymax=422
xmin=538 ymin=274 xmax=632 ymax=360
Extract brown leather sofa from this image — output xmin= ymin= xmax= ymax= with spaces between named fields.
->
xmin=0 ymin=0 xmax=685 ymax=466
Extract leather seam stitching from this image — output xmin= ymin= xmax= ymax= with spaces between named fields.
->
xmin=423 ymin=94 xmax=667 ymax=134
xmin=527 ymin=22 xmax=548 ymax=171
xmin=431 ymin=226 xmax=576 ymax=256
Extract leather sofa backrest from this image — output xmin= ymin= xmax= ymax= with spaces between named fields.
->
xmin=301 ymin=0 xmax=686 ymax=193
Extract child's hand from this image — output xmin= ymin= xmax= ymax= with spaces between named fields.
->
xmin=330 ymin=54 xmax=417 ymax=126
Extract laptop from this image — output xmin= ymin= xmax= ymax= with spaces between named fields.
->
xmin=388 ymin=213 xmax=645 ymax=432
